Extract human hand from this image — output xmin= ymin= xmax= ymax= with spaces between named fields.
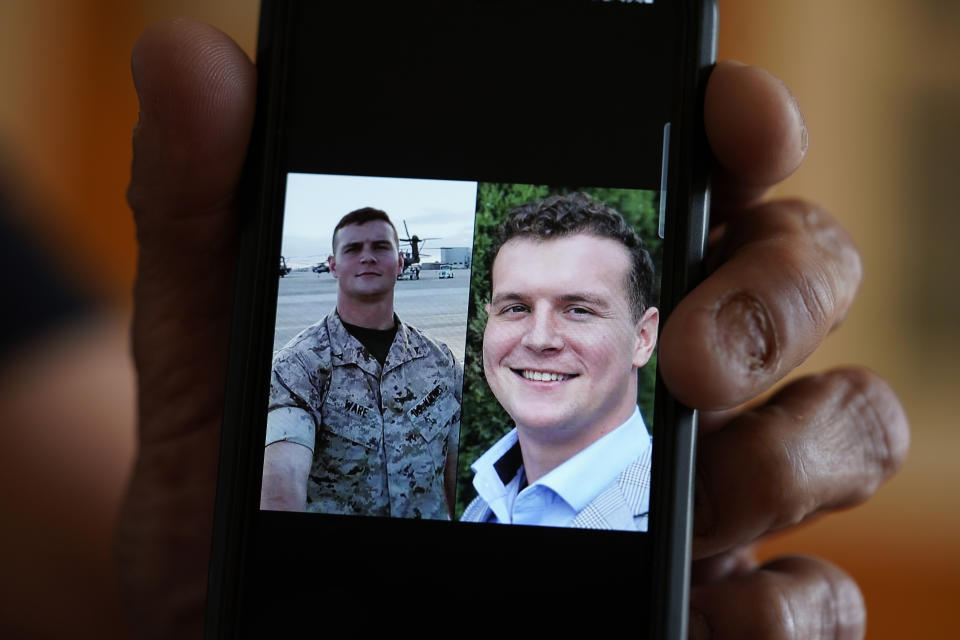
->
xmin=117 ymin=18 xmax=908 ymax=639
xmin=117 ymin=19 xmax=254 ymax=639
xmin=659 ymin=62 xmax=910 ymax=639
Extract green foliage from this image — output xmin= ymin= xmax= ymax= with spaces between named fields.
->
xmin=455 ymin=183 xmax=661 ymax=518
xmin=456 ymin=183 xmax=550 ymax=516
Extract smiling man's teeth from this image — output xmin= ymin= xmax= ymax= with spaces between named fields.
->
xmin=520 ymin=370 xmax=571 ymax=382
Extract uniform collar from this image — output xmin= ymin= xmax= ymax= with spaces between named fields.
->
xmin=325 ymin=310 xmax=425 ymax=375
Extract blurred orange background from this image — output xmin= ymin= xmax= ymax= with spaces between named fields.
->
xmin=0 ymin=0 xmax=957 ymax=636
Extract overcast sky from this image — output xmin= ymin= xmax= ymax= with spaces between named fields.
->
xmin=281 ymin=173 xmax=478 ymax=268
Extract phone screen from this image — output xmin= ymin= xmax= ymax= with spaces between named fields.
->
xmin=212 ymin=0 xmax=714 ymax=630
xmin=267 ymin=175 xmax=660 ymax=529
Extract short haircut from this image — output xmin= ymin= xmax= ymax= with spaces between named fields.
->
xmin=332 ymin=207 xmax=400 ymax=254
xmin=492 ymin=192 xmax=656 ymax=319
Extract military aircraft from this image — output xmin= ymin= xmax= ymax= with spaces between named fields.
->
xmin=397 ymin=220 xmax=438 ymax=280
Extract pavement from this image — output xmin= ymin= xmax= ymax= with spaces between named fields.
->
xmin=274 ymin=268 xmax=471 ymax=363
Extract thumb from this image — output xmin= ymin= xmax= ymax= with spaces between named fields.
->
xmin=118 ymin=19 xmax=255 ymax=637
xmin=127 ymin=18 xmax=255 ymax=445
xmin=129 ymin=18 xmax=255 ymax=224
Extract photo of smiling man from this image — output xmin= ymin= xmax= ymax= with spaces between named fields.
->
xmin=460 ymin=189 xmax=659 ymax=531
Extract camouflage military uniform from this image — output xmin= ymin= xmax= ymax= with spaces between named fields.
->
xmin=266 ymin=310 xmax=461 ymax=519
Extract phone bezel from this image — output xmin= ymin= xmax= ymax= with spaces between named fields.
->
xmin=207 ymin=1 xmax=717 ymax=636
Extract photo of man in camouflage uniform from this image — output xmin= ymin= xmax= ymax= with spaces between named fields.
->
xmin=261 ymin=207 xmax=461 ymax=520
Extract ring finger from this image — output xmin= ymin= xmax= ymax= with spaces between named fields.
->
xmin=692 ymin=367 xmax=909 ymax=560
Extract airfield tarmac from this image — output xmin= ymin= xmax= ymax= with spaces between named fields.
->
xmin=274 ymin=269 xmax=471 ymax=363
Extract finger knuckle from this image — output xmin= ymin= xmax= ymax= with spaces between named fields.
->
xmin=765 ymin=555 xmax=867 ymax=640
xmin=787 ymin=201 xmax=862 ymax=327
xmin=816 ymin=561 xmax=867 ymax=640
xmin=740 ymin=571 xmax=802 ymax=640
xmin=767 ymin=431 xmax=817 ymax=531
xmin=756 ymin=200 xmax=863 ymax=338
xmin=832 ymin=368 xmax=910 ymax=499
xmin=737 ymin=407 xmax=818 ymax=532
xmin=755 ymin=368 xmax=909 ymax=526
xmin=783 ymin=247 xmax=837 ymax=347
xmin=692 ymin=557 xmax=864 ymax=640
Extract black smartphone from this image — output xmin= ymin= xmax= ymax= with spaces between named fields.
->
xmin=208 ymin=1 xmax=715 ymax=636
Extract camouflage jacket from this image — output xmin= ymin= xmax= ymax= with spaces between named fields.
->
xmin=266 ymin=310 xmax=461 ymax=519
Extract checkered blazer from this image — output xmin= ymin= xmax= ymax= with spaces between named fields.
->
xmin=460 ymin=445 xmax=651 ymax=531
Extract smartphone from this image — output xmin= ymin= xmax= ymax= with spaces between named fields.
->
xmin=208 ymin=1 xmax=716 ymax=636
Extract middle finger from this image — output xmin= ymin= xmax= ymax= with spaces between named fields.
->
xmin=691 ymin=367 xmax=908 ymax=560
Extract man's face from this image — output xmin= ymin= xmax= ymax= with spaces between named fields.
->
xmin=483 ymin=234 xmax=659 ymax=450
xmin=329 ymin=220 xmax=403 ymax=299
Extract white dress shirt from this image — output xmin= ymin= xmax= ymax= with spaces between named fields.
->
xmin=469 ymin=407 xmax=651 ymax=527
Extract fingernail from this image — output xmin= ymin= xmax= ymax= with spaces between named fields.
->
xmin=689 ymin=608 xmax=711 ymax=640
xmin=774 ymin=72 xmax=809 ymax=158
xmin=791 ymin=89 xmax=809 ymax=156
xmin=716 ymin=292 xmax=776 ymax=373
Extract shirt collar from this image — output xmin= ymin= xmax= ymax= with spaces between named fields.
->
xmin=537 ymin=407 xmax=649 ymax=513
xmin=470 ymin=428 xmax=522 ymax=524
xmin=470 ymin=407 xmax=650 ymax=523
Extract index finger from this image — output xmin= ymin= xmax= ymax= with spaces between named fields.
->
xmin=705 ymin=61 xmax=809 ymax=218
xmin=660 ymin=198 xmax=861 ymax=409
xmin=659 ymin=63 xmax=860 ymax=409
